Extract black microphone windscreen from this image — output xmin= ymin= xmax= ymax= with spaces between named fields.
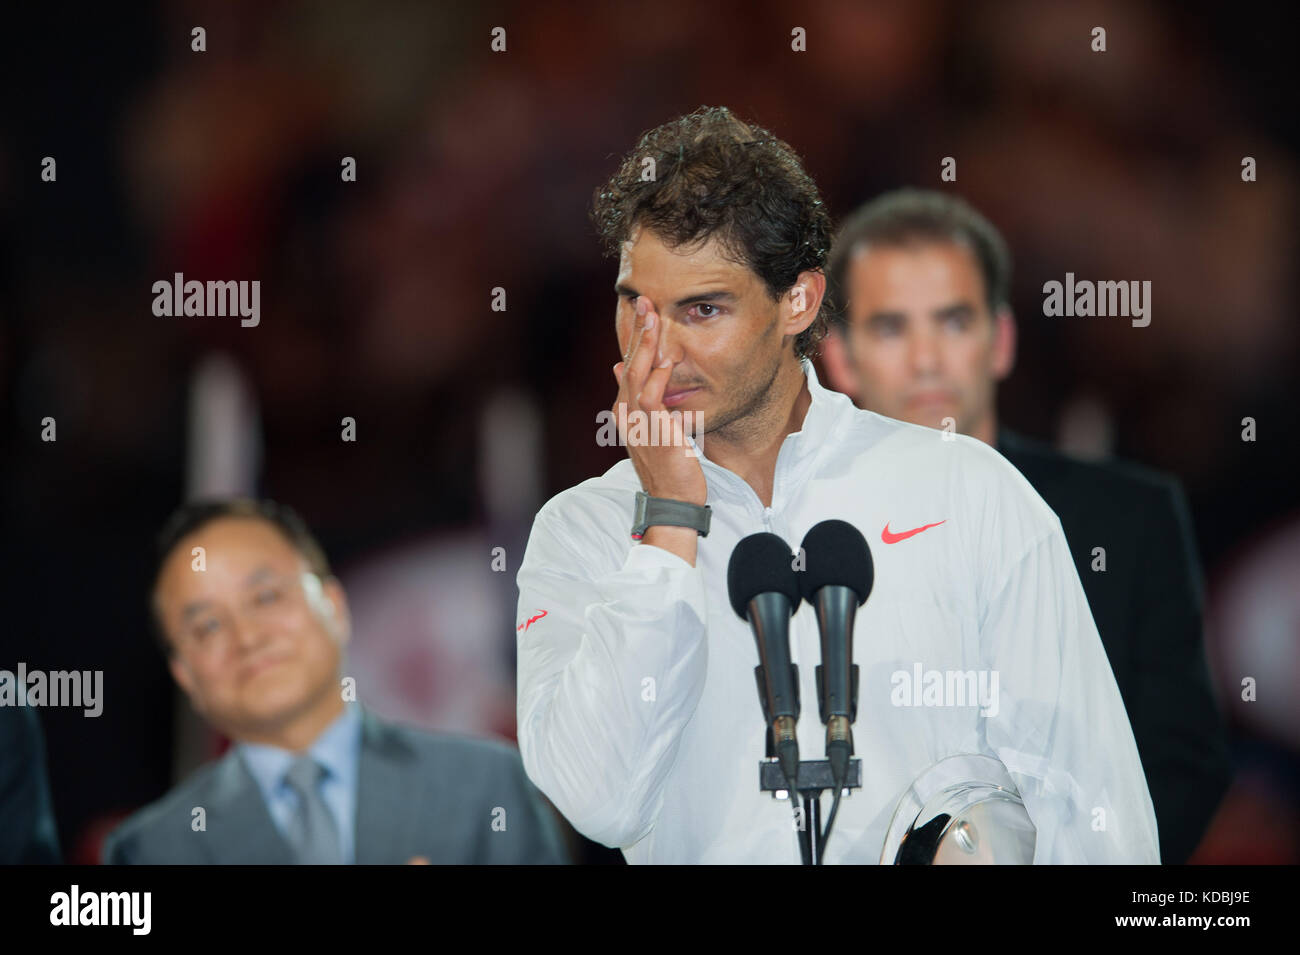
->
xmin=726 ymin=533 xmax=801 ymax=620
xmin=798 ymin=520 xmax=874 ymax=604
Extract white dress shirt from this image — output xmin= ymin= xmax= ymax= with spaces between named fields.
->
xmin=237 ymin=703 xmax=362 ymax=864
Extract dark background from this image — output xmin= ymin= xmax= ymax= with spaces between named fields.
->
xmin=2 ymin=0 xmax=1296 ymax=863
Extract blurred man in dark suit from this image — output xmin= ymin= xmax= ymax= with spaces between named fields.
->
xmin=103 ymin=498 xmax=567 ymax=864
xmin=0 ymin=705 xmax=61 ymax=863
xmin=821 ymin=189 xmax=1231 ymax=864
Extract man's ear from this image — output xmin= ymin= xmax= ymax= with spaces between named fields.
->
xmin=784 ymin=270 xmax=826 ymax=338
xmin=321 ymin=576 xmax=352 ymax=646
xmin=820 ymin=328 xmax=861 ymax=402
xmin=169 ymin=652 xmax=196 ymax=699
xmin=991 ymin=306 xmax=1016 ymax=381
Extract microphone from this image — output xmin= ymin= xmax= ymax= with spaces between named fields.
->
xmin=798 ymin=520 xmax=874 ymax=793
xmin=727 ymin=532 xmax=803 ymax=797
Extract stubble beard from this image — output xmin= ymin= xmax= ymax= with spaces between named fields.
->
xmin=698 ymin=346 xmax=790 ymax=447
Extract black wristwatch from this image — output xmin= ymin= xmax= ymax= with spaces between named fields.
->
xmin=631 ymin=490 xmax=711 ymax=539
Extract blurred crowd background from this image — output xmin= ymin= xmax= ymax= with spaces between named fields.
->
xmin=1 ymin=0 xmax=1295 ymax=864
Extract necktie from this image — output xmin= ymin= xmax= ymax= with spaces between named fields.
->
xmin=283 ymin=755 xmax=342 ymax=865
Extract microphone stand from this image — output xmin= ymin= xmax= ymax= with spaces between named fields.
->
xmin=755 ymin=666 xmax=862 ymax=865
xmin=759 ymin=754 xmax=862 ymax=864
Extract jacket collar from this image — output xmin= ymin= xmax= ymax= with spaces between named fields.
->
xmin=201 ymin=705 xmax=417 ymax=864
xmin=693 ymin=358 xmax=855 ymax=506
xmin=786 ymin=357 xmax=854 ymax=460
xmin=236 ymin=702 xmax=362 ymax=811
xmin=205 ymin=746 xmax=295 ymax=863
xmin=353 ymin=709 xmax=422 ymax=865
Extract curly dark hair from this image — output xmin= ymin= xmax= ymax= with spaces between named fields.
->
xmin=590 ymin=106 xmax=833 ymax=360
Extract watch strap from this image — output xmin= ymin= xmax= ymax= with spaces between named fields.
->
xmin=632 ymin=490 xmax=711 ymax=539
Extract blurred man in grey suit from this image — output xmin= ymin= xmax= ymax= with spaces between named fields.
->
xmin=103 ymin=498 xmax=567 ymax=864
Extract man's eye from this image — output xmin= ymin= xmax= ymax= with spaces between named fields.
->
xmin=943 ymin=314 xmax=972 ymax=331
xmin=690 ymin=303 xmax=721 ymax=320
xmin=872 ymin=317 xmax=903 ymax=336
xmin=253 ymin=588 xmax=282 ymax=606
xmin=194 ymin=619 xmax=221 ymax=638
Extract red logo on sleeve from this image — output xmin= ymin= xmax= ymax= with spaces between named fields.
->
xmin=881 ymin=520 xmax=946 ymax=544
xmin=517 ymin=609 xmax=548 ymax=633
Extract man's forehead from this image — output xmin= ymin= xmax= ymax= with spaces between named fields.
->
xmin=618 ymin=230 xmax=751 ymax=288
xmin=848 ymin=239 xmax=981 ymax=284
xmin=846 ymin=240 xmax=986 ymax=308
xmin=164 ymin=518 xmax=301 ymax=578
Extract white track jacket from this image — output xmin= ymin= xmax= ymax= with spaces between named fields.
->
xmin=515 ymin=361 xmax=1160 ymax=863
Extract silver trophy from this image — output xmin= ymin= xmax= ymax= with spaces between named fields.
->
xmin=880 ymin=754 xmax=1037 ymax=864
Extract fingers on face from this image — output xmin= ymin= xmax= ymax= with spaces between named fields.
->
xmin=638 ymin=358 xmax=675 ymax=409
xmin=629 ymin=307 xmax=662 ymax=393
xmin=617 ymin=297 xmax=668 ymax=410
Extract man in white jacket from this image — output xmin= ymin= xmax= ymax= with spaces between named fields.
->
xmin=515 ymin=106 xmax=1159 ymax=864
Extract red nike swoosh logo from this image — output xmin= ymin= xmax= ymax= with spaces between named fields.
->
xmin=517 ymin=610 xmax=548 ymax=633
xmin=881 ymin=520 xmax=946 ymax=544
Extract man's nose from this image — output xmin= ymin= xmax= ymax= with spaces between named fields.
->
xmin=657 ymin=316 xmax=685 ymax=365
xmin=231 ymin=613 xmax=267 ymax=652
xmin=907 ymin=329 xmax=940 ymax=374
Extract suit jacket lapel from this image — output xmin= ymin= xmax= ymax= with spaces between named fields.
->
xmin=203 ymin=748 xmax=295 ymax=864
xmin=354 ymin=710 xmax=419 ymax=864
